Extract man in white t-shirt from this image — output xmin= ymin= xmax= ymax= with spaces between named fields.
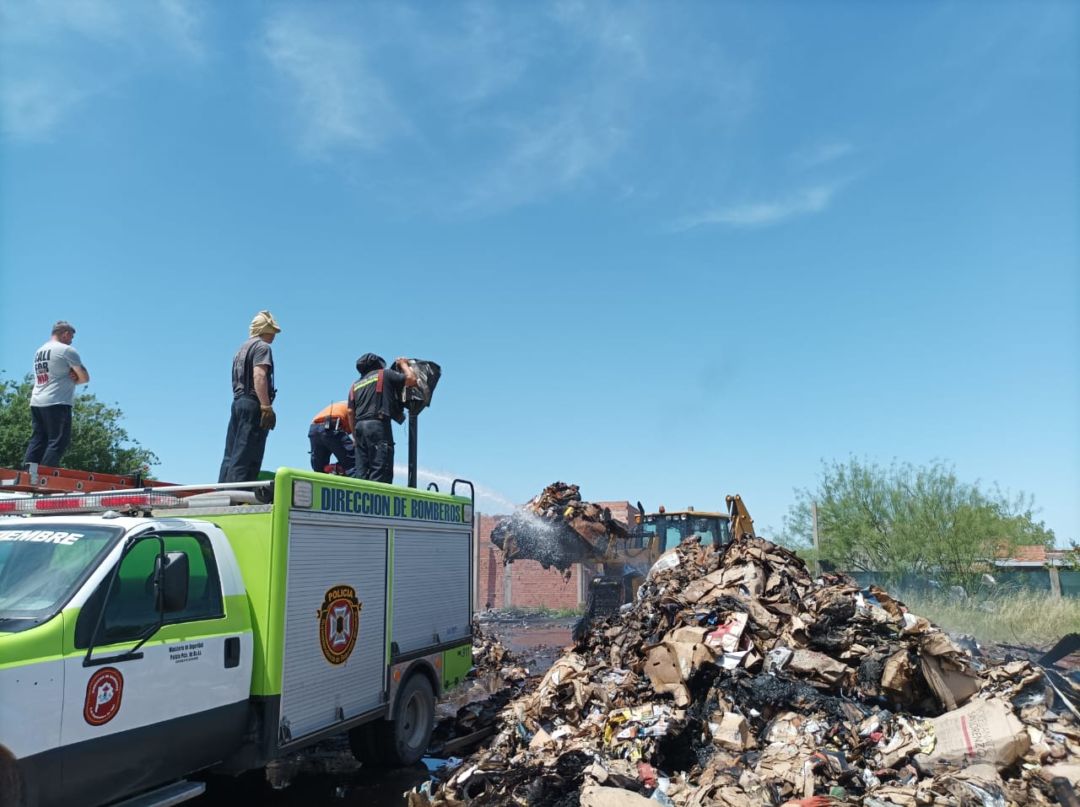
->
xmin=23 ymin=320 xmax=90 ymax=467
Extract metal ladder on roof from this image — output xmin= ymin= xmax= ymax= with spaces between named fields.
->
xmin=0 ymin=462 xmax=175 ymax=494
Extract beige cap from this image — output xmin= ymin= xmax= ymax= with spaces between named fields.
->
xmin=249 ymin=310 xmax=282 ymax=337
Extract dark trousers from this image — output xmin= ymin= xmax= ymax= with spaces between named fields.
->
xmin=24 ymin=404 xmax=73 ymax=466
xmin=218 ymin=396 xmax=268 ymax=483
xmin=354 ymin=419 xmax=394 ymax=483
xmin=308 ymin=424 xmax=356 ymax=473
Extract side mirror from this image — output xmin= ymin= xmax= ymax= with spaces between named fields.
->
xmin=155 ymin=551 xmax=189 ymax=613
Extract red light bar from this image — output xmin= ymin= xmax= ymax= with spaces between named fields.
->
xmin=36 ymin=497 xmax=85 ymax=511
xmin=99 ymin=494 xmax=177 ymax=508
xmin=3 ymin=492 xmax=185 ymax=515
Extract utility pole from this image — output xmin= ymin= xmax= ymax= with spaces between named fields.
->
xmin=811 ymin=502 xmax=821 ymax=577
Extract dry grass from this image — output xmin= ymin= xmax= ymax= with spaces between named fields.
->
xmin=896 ymin=591 xmax=1080 ymax=647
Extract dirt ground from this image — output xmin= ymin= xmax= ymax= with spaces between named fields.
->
xmin=192 ymin=616 xmax=573 ymax=807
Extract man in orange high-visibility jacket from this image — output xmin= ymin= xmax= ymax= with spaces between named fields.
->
xmin=308 ymin=401 xmax=356 ymax=474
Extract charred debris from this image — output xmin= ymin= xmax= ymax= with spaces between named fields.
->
xmin=416 ymin=533 xmax=1080 ymax=806
xmin=489 ymin=482 xmax=629 ymax=574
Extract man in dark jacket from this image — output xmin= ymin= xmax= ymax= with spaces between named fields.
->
xmin=348 ymin=353 xmax=417 ymax=483
xmin=218 ymin=310 xmax=280 ymax=483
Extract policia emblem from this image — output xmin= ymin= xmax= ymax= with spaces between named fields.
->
xmin=317 ymin=585 xmax=362 ymax=665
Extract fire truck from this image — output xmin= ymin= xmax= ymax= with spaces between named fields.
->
xmin=0 ymin=464 xmax=475 ymax=807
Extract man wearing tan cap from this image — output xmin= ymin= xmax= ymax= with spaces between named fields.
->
xmin=218 ymin=310 xmax=280 ymax=482
xmin=23 ymin=320 xmax=90 ymax=467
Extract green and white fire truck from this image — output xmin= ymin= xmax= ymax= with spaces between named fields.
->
xmin=0 ymin=468 xmax=475 ymax=807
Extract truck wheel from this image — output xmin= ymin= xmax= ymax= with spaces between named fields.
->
xmin=380 ymin=673 xmax=435 ymax=767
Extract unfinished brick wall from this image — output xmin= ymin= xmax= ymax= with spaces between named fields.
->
xmin=475 ymin=514 xmax=581 ymax=610
xmin=474 ymin=502 xmax=639 ymax=612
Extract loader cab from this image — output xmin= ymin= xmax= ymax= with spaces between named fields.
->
xmin=641 ymin=510 xmax=731 ymax=552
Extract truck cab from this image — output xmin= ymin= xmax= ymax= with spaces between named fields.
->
xmin=0 ymin=514 xmax=252 ymax=807
xmin=0 ymin=468 xmax=475 ymax=807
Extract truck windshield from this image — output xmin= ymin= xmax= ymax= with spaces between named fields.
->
xmin=0 ymin=523 xmax=121 ymax=628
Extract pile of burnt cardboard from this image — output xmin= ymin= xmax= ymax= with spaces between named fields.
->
xmin=412 ymin=536 xmax=1079 ymax=806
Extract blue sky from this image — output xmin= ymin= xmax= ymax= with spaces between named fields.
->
xmin=1 ymin=1 xmax=1077 ymax=543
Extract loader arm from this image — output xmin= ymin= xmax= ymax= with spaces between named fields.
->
xmin=725 ymin=494 xmax=755 ymax=541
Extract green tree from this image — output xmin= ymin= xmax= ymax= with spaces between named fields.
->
xmin=0 ymin=374 xmax=158 ymax=475
xmin=783 ymin=458 xmax=1054 ymax=586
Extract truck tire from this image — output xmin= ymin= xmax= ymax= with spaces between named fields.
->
xmin=380 ymin=673 xmax=435 ymax=767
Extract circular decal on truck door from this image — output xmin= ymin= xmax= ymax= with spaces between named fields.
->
xmin=317 ymin=585 xmax=363 ymax=665
xmin=84 ymin=667 xmax=124 ymax=726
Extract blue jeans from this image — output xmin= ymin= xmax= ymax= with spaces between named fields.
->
xmin=308 ymin=424 xmax=356 ymax=473
xmin=218 ymin=396 xmax=268 ymax=483
xmin=24 ymin=404 xmax=73 ymax=466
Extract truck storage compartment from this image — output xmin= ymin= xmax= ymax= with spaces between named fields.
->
xmin=392 ymin=526 xmax=470 ymax=655
xmin=279 ymin=514 xmax=388 ymax=742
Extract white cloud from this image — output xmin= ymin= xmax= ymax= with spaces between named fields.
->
xmin=408 ymin=2 xmax=532 ymax=106
xmin=1 ymin=76 xmax=91 ymax=141
xmin=158 ymin=0 xmax=206 ymax=62
xmin=0 ymin=0 xmax=207 ymax=141
xmin=675 ymin=184 xmax=841 ymax=230
xmin=462 ymin=100 xmax=628 ymax=213
xmin=261 ymin=11 xmax=410 ymax=155
xmin=792 ymin=141 xmax=852 ymax=170
xmin=459 ymin=5 xmax=646 ymax=211
xmin=394 ymin=464 xmax=518 ymax=513
xmin=551 ymin=0 xmax=648 ymax=71
xmin=1 ymin=0 xmax=125 ymax=43
xmin=257 ymin=3 xmax=747 ymax=213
